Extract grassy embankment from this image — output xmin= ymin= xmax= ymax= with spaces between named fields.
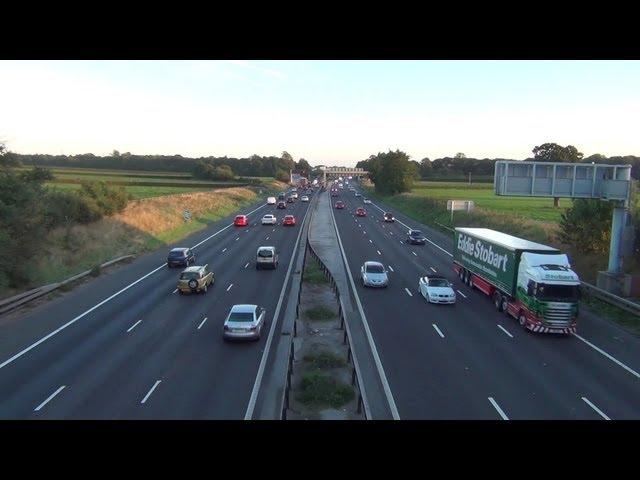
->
xmin=24 ymin=179 xmax=287 ymax=290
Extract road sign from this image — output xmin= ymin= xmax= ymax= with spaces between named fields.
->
xmin=447 ymin=200 xmax=474 ymax=223
xmin=183 ymin=210 xmax=191 ymax=222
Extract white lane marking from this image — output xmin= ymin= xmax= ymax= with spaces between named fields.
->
xmin=272 ymin=228 xmax=276 ymax=232
xmin=197 ymin=317 xmax=208 ymax=330
xmin=127 ymin=320 xmax=142 ymax=333
xmin=236 ymin=237 xmax=240 ymax=241
xmin=266 ymin=236 xmax=270 ymax=240
xmin=581 ymin=397 xmax=611 ymax=420
xmin=412 ymin=252 xmax=417 ymax=257
xmin=377 ymin=250 xmax=382 ymax=256
xmin=389 ymin=231 xmax=394 ymax=235
xmin=497 ymin=325 xmax=513 ymax=338
xmin=457 ymin=290 xmax=467 ymax=298
xmin=226 ymin=284 xmax=233 ymax=292
xmin=404 ymin=288 xmax=413 ymax=297
xmin=222 ymin=248 xmax=227 ymax=252
xmin=141 ymin=380 xmax=161 ymax=404
xmin=572 ymin=332 xmax=640 ymax=379
xmin=369 ymin=201 xmax=454 ymax=257
xmin=488 ymin=397 xmax=509 ymax=420
xmin=0 ymin=261 xmax=165 ymax=370
xmin=430 ymin=267 xmax=437 ymax=273
xmin=388 ymin=265 xmax=394 ymax=272
xmin=432 ymin=324 xmax=445 ymax=338
xmin=245 ymin=201 xmax=311 ymax=420
xmin=369 ymin=239 xmax=373 ymax=243
xmin=363 ymin=230 xmax=366 ymax=234
xmin=329 ymin=198 xmax=400 ymax=419
xmin=34 ymin=385 xmax=66 ymax=412
xmin=171 ymin=288 xmax=178 ymax=294
xmin=244 ymin=262 xmax=250 ymax=269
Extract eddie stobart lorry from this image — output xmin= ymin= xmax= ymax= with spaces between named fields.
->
xmin=453 ymin=228 xmax=581 ymax=334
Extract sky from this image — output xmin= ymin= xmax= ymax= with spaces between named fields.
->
xmin=1 ymin=60 xmax=639 ymax=167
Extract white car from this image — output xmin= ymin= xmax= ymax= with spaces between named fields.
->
xmin=301 ymin=195 xmax=309 ymax=202
xmin=363 ymin=198 xmax=372 ymax=204
xmin=266 ymin=196 xmax=276 ymax=205
xmin=291 ymin=192 xmax=298 ymax=199
xmin=360 ymin=261 xmax=389 ymax=288
xmin=354 ymin=192 xmax=362 ymax=197
xmin=261 ymin=214 xmax=277 ymax=225
xmin=418 ymin=276 xmax=456 ymax=304
xmin=223 ymin=304 xmax=266 ymax=341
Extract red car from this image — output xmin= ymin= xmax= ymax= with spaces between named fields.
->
xmin=283 ymin=215 xmax=296 ymax=226
xmin=234 ymin=215 xmax=249 ymax=226
xmin=335 ymin=201 xmax=345 ymax=209
xmin=356 ymin=207 xmax=367 ymax=217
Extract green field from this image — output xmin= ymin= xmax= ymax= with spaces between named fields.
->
xmin=29 ymin=166 xmax=274 ymax=199
xmin=412 ymin=181 xmax=568 ymax=222
xmin=45 ymin=182 xmax=216 ymax=199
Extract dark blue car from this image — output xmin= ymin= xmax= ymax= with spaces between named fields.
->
xmin=167 ymin=247 xmax=195 ymax=267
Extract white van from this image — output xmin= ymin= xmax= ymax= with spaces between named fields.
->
xmin=256 ymin=246 xmax=278 ymax=270
xmin=267 ymin=197 xmax=277 ymax=205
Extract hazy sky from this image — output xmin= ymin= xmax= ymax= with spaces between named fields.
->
xmin=1 ymin=60 xmax=639 ymax=166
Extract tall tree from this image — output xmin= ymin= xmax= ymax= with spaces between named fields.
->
xmin=532 ymin=143 xmax=584 ymax=207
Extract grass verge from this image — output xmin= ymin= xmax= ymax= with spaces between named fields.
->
xmin=581 ymin=296 xmax=640 ymax=336
xmin=305 ymin=305 xmax=336 ymax=321
xmin=296 ymin=371 xmax=355 ymax=408
xmin=304 ymin=258 xmax=329 ymax=285
xmin=303 ymin=350 xmax=346 ymax=370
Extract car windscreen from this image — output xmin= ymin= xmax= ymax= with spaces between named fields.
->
xmin=428 ymin=278 xmax=450 ymax=287
xmin=366 ymin=264 xmax=384 ymax=273
xmin=180 ymin=272 xmax=199 ymax=280
xmin=258 ymin=249 xmax=273 ymax=258
xmin=411 ymin=231 xmax=423 ymax=237
xmin=228 ymin=312 xmax=255 ymax=323
xmin=169 ymin=251 xmax=186 ymax=257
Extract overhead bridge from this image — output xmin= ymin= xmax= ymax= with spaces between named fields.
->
xmin=319 ymin=166 xmax=368 ymax=184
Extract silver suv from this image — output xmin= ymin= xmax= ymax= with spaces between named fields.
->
xmin=256 ymin=246 xmax=278 ymax=270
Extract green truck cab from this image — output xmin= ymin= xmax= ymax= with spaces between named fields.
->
xmin=453 ymin=228 xmax=580 ymax=334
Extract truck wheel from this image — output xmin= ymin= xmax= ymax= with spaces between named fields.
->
xmin=458 ymin=269 xmax=464 ymax=281
xmin=502 ymin=297 xmax=509 ymax=315
xmin=518 ymin=313 xmax=527 ymax=329
xmin=493 ymin=292 xmax=503 ymax=312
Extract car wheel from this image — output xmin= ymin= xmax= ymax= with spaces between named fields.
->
xmin=178 ymin=290 xmax=184 ymax=295
xmin=167 ymin=263 xmax=171 ymax=268
xmin=203 ymin=284 xmax=208 ymax=293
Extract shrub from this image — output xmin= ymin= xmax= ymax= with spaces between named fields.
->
xmin=297 ymin=372 xmax=354 ymax=408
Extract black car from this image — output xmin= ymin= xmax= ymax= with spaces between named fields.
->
xmin=407 ymin=230 xmax=426 ymax=245
xmin=383 ymin=212 xmax=395 ymax=222
xmin=167 ymin=247 xmax=195 ymax=267
xmin=277 ymin=201 xmax=287 ymax=209
xmin=286 ymin=196 xmax=295 ymax=203
xmin=278 ymin=193 xmax=286 ymax=200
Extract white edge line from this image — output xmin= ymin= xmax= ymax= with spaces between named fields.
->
xmin=330 ymin=198 xmax=401 ymax=420
xmin=141 ymin=380 xmax=161 ymax=404
xmin=244 ymin=200 xmax=311 ymax=420
xmin=34 ymin=385 xmax=66 ymax=411
xmin=497 ymin=324 xmax=513 ymax=338
xmin=197 ymin=317 xmax=208 ymax=330
xmin=488 ymin=397 xmax=509 ymax=420
xmin=572 ymin=332 xmax=640 ymax=379
xmin=581 ymin=396 xmax=611 ymax=420
xmin=126 ymin=319 xmax=142 ymax=333
xmin=432 ymin=324 xmax=445 ymax=338
xmin=0 ymin=202 xmax=268 ymax=371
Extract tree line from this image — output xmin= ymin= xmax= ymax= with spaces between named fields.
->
xmin=7 ymin=150 xmax=312 ymax=182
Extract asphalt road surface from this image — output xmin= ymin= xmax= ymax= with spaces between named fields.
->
xmin=0 ymin=195 xmax=311 ymax=419
xmin=331 ymin=184 xmax=640 ymax=419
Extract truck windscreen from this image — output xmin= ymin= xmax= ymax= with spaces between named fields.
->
xmin=536 ymin=284 xmax=579 ymax=302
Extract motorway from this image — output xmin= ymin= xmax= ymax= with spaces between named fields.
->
xmin=0 ymin=195 xmax=311 ymax=419
xmin=331 ymin=183 xmax=640 ymax=419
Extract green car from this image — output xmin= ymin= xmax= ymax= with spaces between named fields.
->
xmin=177 ymin=265 xmax=214 ymax=294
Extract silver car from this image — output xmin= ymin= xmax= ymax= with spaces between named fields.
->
xmin=418 ymin=276 xmax=456 ymax=304
xmin=360 ymin=261 xmax=389 ymax=288
xmin=223 ymin=304 xmax=266 ymax=341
